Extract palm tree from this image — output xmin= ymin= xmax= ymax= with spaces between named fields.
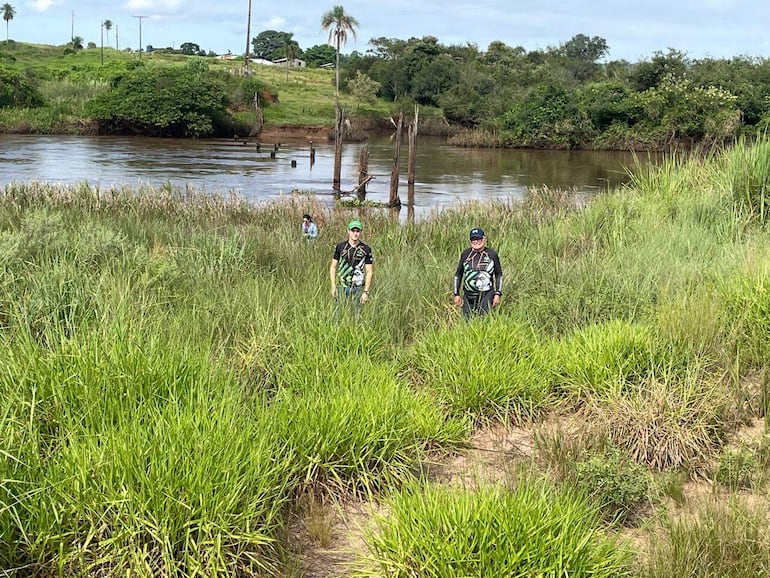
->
xmin=283 ymin=34 xmax=301 ymax=82
xmin=320 ymin=5 xmax=358 ymax=101
xmin=2 ymin=3 xmax=15 ymax=42
xmin=320 ymin=5 xmax=358 ymax=190
xmin=103 ymin=19 xmax=112 ymax=45
xmin=71 ymin=35 xmax=83 ymax=51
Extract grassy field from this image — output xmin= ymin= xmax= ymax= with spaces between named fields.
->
xmin=0 ymin=40 xmax=396 ymax=133
xmin=2 ymin=138 xmax=770 ymax=576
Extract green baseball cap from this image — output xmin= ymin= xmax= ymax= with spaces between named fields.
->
xmin=348 ymin=219 xmax=363 ymax=231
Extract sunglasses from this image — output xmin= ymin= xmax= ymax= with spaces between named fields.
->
xmin=470 ymin=236 xmax=484 ymax=241
xmin=350 ymin=228 xmax=361 ymax=232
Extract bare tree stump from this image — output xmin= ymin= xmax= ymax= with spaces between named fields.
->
xmin=389 ymin=111 xmax=403 ymax=208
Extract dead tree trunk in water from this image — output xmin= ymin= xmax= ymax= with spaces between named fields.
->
xmin=388 ymin=110 xmax=403 ymax=208
xmin=407 ymin=105 xmax=419 ymax=185
xmin=357 ymin=145 xmax=369 ymax=202
xmin=407 ymin=106 xmax=418 ymax=209
xmin=333 ymin=106 xmax=344 ymax=191
xmin=249 ymin=92 xmax=263 ymax=139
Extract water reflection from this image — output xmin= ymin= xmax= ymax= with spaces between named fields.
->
xmin=0 ymin=134 xmax=651 ymax=216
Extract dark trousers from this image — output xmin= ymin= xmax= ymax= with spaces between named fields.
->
xmin=462 ymin=291 xmax=494 ymax=318
xmin=335 ymin=286 xmax=363 ymax=319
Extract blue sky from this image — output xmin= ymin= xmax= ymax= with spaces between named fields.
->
xmin=5 ymin=0 xmax=770 ymax=62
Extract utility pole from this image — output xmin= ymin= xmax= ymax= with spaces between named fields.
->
xmin=133 ymin=15 xmax=147 ymax=59
xmin=100 ymin=20 xmax=104 ymax=65
xmin=71 ymin=10 xmax=74 ymax=41
xmin=244 ymin=0 xmax=252 ymax=71
xmin=115 ymin=24 xmax=119 ymax=50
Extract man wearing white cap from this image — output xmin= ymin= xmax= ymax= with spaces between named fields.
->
xmin=453 ymin=227 xmax=503 ymax=317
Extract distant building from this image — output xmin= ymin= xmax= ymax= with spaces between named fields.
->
xmin=319 ymin=62 xmax=334 ymax=69
xmin=251 ymin=58 xmax=276 ymax=66
xmin=273 ymin=57 xmax=306 ymax=68
xmin=218 ymin=51 xmax=236 ymax=60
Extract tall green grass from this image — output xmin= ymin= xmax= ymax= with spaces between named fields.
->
xmin=644 ymin=499 xmax=770 ymax=577
xmin=408 ymin=316 xmax=554 ymax=424
xmin=359 ymin=478 xmax=633 ymax=577
xmin=4 ymin=137 xmax=770 ymax=574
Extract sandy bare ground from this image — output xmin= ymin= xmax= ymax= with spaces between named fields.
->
xmin=287 ymin=414 xmax=770 ymax=577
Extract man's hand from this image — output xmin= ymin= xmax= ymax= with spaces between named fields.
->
xmin=492 ymin=294 xmax=500 ymax=307
xmin=360 ymin=291 xmax=369 ymax=304
xmin=331 ymin=286 xmax=338 ymax=298
xmin=453 ymin=295 xmax=462 ymax=308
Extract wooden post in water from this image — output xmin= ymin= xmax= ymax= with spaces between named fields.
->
xmin=388 ymin=111 xmax=404 ymax=208
xmin=357 ymin=145 xmax=369 ymax=202
xmin=407 ymin=106 xmax=419 ymax=209
xmin=407 ymin=106 xmax=419 ymax=186
xmin=333 ymin=107 xmax=345 ymax=191
xmin=250 ymin=92 xmax=263 ymax=141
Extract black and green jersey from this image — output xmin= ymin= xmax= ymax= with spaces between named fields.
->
xmin=333 ymin=240 xmax=373 ymax=288
xmin=453 ymin=247 xmax=503 ymax=296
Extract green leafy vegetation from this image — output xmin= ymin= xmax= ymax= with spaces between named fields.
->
xmin=4 ymin=32 xmax=770 ymax=147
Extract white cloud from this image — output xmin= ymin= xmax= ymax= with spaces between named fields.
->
xmin=30 ymin=0 xmax=55 ymax=12
xmin=262 ymin=16 xmax=287 ymax=29
xmin=123 ymin=0 xmax=184 ymax=13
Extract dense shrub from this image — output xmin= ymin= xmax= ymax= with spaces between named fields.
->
xmin=85 ymin=61 xmax=230 ymax=137
xmin=0 ymin=67 xmax=44 ymax=108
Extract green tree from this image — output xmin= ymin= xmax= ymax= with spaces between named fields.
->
xmin=303 ymin=43 xmax=336 ymax=68
xmin=321 ymin=4 xmax=359 ymax=101
xmin=282 ymin=34 xmax=301 ymax=81
xmin=71 ymin=36 xmax=84 ymax=51
xmin=180 ymin=42 xmax=202 ymax=56
xmin=2 ymin=3 xmax=15 ymax=41
xmin=103 ymin=19 xmax=112 ymax=45
xmin=321 ymin=4 xmax=359 ymax=191
xmin=554 ymin=34 xmax=609 ymax=82
xmin=347 ymin=70 xmax=380 ymax=103
xmin=251 ymin=30 xmax=295 ymax=61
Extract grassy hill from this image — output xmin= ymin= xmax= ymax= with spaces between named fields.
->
xmin=0 ymin=40 xmax=396 ymax=134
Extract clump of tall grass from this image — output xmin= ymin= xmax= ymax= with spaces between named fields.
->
xmin=555 ymin=319 xmax=682 ymax=401
xmin=270 ymin=356 xmax=468 ymax=497
xmin=716 ymin=259 xmax=770 ymax=368
xmin=408 ymin=316 xmax=554 ymax=425
xmin=643 ymin=499 xmax=770 ymax=577
xmin=521 ymin=185 xmax=583 ymax=221
xmin=579 ymin=367 xmax=731 ymax=472
xmin=0 ymin=327 xmax=297 ymax=576
xmin=717 ymin=136 xmax=770 ymax=221
xmin=358 ymin=479 xmax=633 ymax=577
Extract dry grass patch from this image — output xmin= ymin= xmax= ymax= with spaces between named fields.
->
xmin=579 ymin=370 xmax=732 ymax=473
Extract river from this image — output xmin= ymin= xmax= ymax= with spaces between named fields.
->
xmin=0 ymin=134 xmax=650 ymax=216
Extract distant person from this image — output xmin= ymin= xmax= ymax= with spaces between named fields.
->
xmin=453 ymin=227 xmax=503 ymax=317
xmin=301 ymin=214 xmax=318 ymax=240
xmin=330 ymin=219 xmax=373 ymax=318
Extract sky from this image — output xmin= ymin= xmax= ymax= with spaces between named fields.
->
xmin=5 ymin=0 xmax=770 ymax=63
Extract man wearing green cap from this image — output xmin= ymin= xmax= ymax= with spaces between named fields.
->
xmin=330 ymin=219 xmax=373 ymax=317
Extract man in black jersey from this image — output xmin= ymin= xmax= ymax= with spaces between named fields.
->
xmin=330 ymin=219 xmax=373 ymax=317
xmin=453 ymin=227 xmax=503 ymax=317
